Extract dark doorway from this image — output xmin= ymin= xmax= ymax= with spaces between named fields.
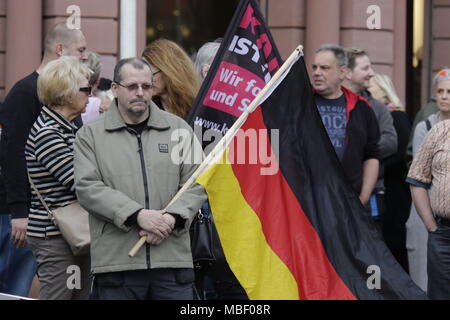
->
xmin=406 ymin=0 xmax=420 ymax=118
xmin=146 ymin=0 xmax=240 ymax=56
xmin=405 ymin=0 xmax=433 ymax=119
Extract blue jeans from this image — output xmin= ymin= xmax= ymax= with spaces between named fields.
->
xmin=0 ymin=214 xmax=37 ymax=296
xmin=427 ymin=220 xmax=450 ymax=300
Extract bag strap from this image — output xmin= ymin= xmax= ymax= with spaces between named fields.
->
xmin=27 ymin=174 xmax=54 ymax=219
xmin=425 ymin=119 xmax=432 ymax=132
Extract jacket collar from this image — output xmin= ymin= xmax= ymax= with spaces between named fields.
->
xmin=359 ymin=89 xmax=376 ymax=104
xmin=341 ymin=86 xmax=370 ymax=120
xmin=105 ymin=99 xmax=171 ymax=132
xmin=313 ymin=86 xmax=363 ymax=121
xmin=42 ymin=106 xmax=77 ymax=132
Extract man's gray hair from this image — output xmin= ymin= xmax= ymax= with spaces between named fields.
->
xmin=113 ymin=58 xmax=151 ymax=83
xmin=315 ymin=44 xmax=348 ymax=67
xmin=194 ymin=42 xmax=220 ymax=79
xmin=85 ymin=51 xmax=103 ymax=86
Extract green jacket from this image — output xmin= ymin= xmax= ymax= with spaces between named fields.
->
xmin=74 ymin=101 xmax=206 ymax=274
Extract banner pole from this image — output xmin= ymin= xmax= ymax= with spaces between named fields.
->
xmin=128 ymin=45 xmax=304 ymax=257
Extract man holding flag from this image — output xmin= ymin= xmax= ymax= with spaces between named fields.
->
xmin=75 ymin=58 xmax=206 ymax=300
xmin=186 ymin=0 xmax=428 ymax=300
xmin=312 ymin=44 xmax=380 ymax=207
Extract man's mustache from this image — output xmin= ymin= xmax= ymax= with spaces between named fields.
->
xmin=130 ymin=99 xmax=148 ymax=104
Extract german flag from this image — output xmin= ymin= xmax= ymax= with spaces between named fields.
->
xmin=195 ymin=57 xmax=427 ymax=300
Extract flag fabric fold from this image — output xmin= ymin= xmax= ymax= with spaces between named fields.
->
xmin=196 ymin=56 xmax=427 ymax=300
xmin=189 ymin=0 xmax=427 ymax=300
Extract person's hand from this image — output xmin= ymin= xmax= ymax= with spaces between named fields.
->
xmin=11 ymin=218 xmax=29 ymax=248
xmin=162 ymin=213 xmax=176 ymax=230
xmin=137 ymin=209 xmax=172 ymax=238
xmin=359 ymin=194 xmax=370 ymax=206
xmin=427 ymin=220 xmax=438 ymax=233
xmin=139 ymin=230 xmax=164 ymax=246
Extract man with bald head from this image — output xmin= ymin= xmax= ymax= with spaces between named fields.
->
xmin=39 ymin=22 xmax=88 ymax=71
xmin=0 ymin=23 xmax=88 ymax=297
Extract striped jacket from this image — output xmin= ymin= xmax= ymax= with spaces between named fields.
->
xmin=25 ymin=106 xmax=78 ymax=238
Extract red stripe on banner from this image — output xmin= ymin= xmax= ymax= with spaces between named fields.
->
xmin=229 ymin=108 xmax=356 ymax=300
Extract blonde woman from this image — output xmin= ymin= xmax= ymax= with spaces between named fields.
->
xmin=368 ymin=74 xmax=412 ymax=273
xmin=369 ymin=73 xmax=404 ymax=111
xmin=26 ymin=56 xmax=91 ymax=300
xmin=142 ymin=39 xmax=201 ymax=120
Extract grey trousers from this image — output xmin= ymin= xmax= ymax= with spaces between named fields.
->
xmin=92 ymin=268 xmax=195 ymax=300
xmin=28 ymin=235 xmax=90 ymax=300
xmin=406 ymin=206 xmax=428 ymax=291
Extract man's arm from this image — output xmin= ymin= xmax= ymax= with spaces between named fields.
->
xmin=1 ymin=83 xmax=41 ymax=248
xmin=360 ymin=103 xmax=381 ymax=205
xmin=410 ymin=185 xmax=437 ymax=232
xmin=2 ymin=88 xmax=40 ymax=219
xmin=359 ymin=158 xmax=379 ymax=205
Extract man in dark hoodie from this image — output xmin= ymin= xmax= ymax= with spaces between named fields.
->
xmin=312 ymin=44 xmax=380 ymax=207
xmin=0 ymin=22 xmax=87 ymax=297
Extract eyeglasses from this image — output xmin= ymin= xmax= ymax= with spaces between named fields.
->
xmin=116 ymin=83 xmax=153 ymax=91
xmin=79 ymin=87 xmax=92 ymax=95
xmin=152 ymin=70 xmax=161 ymax=76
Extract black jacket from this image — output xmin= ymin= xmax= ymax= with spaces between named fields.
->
xmin=0 ymin=72 xmax=41 ymax=217
xmin=338 ymin=87 xmax=380 ymax=194
xmin=0 ymin=71 xmax=83 ymax=217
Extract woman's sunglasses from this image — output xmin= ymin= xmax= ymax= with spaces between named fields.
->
xmin=79 ymin=86 xmax=92 ymax=95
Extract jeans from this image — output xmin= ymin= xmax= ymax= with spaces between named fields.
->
xmin=0 ymin=214 xmax=37 ymax=296
xmin=427 ymin=220 xmax=450 ymax=300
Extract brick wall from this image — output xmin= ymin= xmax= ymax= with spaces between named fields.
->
xmin=432 ymin=0 xmax=450 ymax=72
xmin=43 ymin=0 xmax=120 ymax=80
xmin=267 ymin=0 xmax=305 ymax=60
xmin=265 ymin=0 xmax=406 ymax=105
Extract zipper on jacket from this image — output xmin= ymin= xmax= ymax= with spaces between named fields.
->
xmin=135 ymin=132 xmax=151 ymax=269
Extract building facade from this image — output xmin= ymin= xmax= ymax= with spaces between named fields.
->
xmin=1 ymin=0 xmax=449 ymax=116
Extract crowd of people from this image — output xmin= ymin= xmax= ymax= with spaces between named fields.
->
xmin=0 ymin=22 xmax=448 ymax=300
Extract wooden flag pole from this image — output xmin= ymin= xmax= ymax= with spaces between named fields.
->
xmin=128 ymin=45 xmax=304 ymax=257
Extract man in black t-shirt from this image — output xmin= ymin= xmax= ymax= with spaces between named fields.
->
xmin=312 ymin=44 xmax=380 ymax=207
xmin=0 ymin=23 xmax=88 ymax=297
